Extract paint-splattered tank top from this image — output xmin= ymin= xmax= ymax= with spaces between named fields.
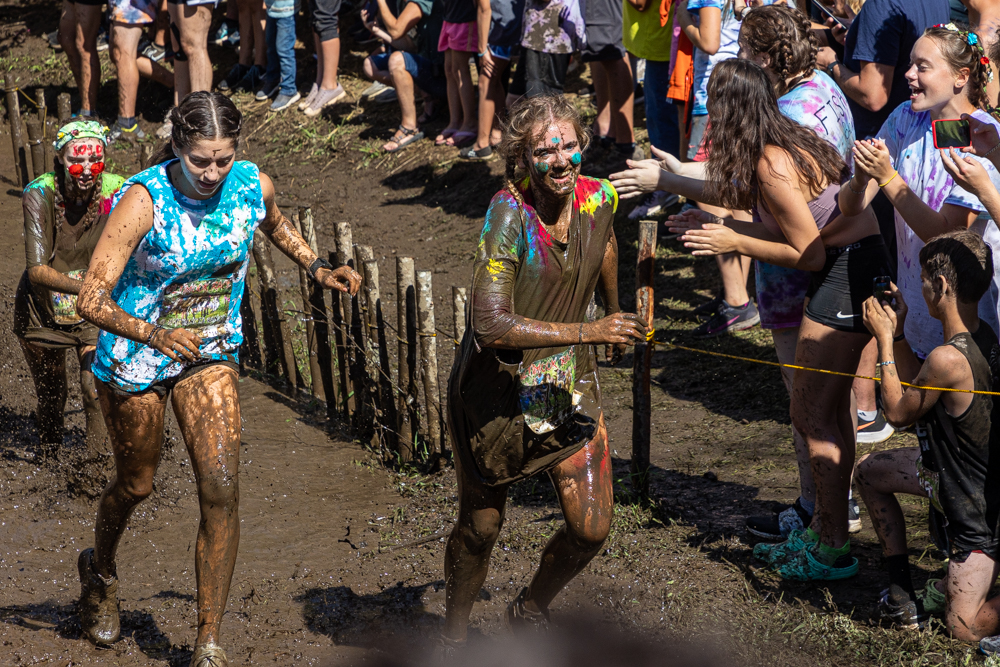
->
xmin=92 ymin=160 xmax=267 ymax=392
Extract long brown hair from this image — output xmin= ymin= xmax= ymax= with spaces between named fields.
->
xmin=922 ymin=25 xmax=992 ymax=111
xmin=147 ymin=91 xmax=244 ymax=167
xmin=740 ymin=5 xmax=817 ymax=97
xmin=497 ymin=95 xmax=591 ymax=221
xmin=703 ymin=59 xmax=848 ymax=211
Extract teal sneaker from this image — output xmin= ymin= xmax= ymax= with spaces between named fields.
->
xmin=774 ymin=543 xmax=859 ymax=581
xmin=753 ymin=529 xmax=814 ymax=565
xmin=917 ymin=578 xmax=946 ymax=616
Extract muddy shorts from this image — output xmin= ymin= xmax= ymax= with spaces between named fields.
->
xmin=755 ymin=260 xmax=809 ymax=330
xmin=98 ymin=359 xmax=239 ymax=398
xmin=804 ymin=234 xmax=892 ymax=334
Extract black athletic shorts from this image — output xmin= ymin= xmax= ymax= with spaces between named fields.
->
xmin=804 ymin=234 xmax=892 ymax=333
xmin=98 ymin=359 xmax=239 ymax=398
xmin=509 ymin=49 xmax=571 ymax=97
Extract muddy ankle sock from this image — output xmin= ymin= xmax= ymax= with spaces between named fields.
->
xmin=813 ymin=539 xmax=850 ymax=566
xmin=885 ymin=554 xmax=915 ymax=597
xmin=118 ymin=115 xmax=137 ymax=128
xmin=798 ymin=497 xmax=816 ymax=515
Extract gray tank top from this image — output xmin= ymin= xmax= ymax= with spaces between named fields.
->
xmin=752 ymin=181 xmax=841 ymax=239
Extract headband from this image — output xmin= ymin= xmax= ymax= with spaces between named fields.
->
xmin=53 ymin=119 xmax=109 ymax=152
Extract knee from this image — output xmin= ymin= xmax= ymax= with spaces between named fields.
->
xmin=198 ymin=474 xmax=240 ymax=514
xmin=363 ymin=57 xmax=376 ymax=80
xmin=179 ymin=32 xmax=204 ymax=56
xmin=388 ymin=52 xmax=407 ymax=74
xmin=456 ymin=508 xmax=502 ymax=554
xmin=117 ymin=474 xmax=155 ymax=503
xmin=567 ymin=516 xmax=611 ymax=552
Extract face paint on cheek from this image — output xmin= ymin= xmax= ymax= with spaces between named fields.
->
xmin=90 ymin=162 xmax=105 ymax=175
xmin=570 ymin=152 xmax=582 ymax=166
xmin=534 ymin=162 xmax=550 ymax=173
xmin=68 ymin=164 xmax=84 ymax=177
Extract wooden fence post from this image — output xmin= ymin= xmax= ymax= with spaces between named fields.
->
xmin=333 ymin=223 xmax=355 ymax=418
xmin=452 ymin=286 xmax=466 ymax=346
xmin=631 ymin=221 xmax=657 ymax=498
xmin=364 ymin=259 xmax=399 ymax=456
xmin=239 ymin=266 xmax=263 ymax=371
xmin=353 ymin=245 xmax=374 ymax=431
xmin=4 ymin=75 xmax=27 ymax=188
xmin=395 ymin=257 xmax=417 ymax=462
xmin=252 ymin=230 xmax=299 ymax=393
xmin=25 ymin=120 xmax=45 ymax=179
xmin=139 ymin=143 xmax=153 ymax=170
xmin=301 ymin=208 xmax=338 ymax=419
xmin=56 ymin=92 xmax=71 ymax=124
xmin=34 ymin=87 xmax=46 ymax=134
xmin=416 ymin=270 xmax=442 ymax=456
xmin=295 ymin=208 xmax=325 ymax=402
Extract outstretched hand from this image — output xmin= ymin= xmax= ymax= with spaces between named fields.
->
xmin=586 ymin=312 xmax=649 ymax=350
xmin=609 ymin=159 xmax=663 ymax=199
xmin=666 ymin=209 xmax=738 ymax=256
xmin=317 ymin=266 xmax=363 ymax=295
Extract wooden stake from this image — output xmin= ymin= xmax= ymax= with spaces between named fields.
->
xmin=4 ymin=74 xmax=27 ymax=188
xmin=56 ymin=92 xmax=71 ymax=124
xmin=416 ymin=270 xmax=442 ymax=455
xmin=25 ymin=120 xmax=45 ymax=179
xmin=452 ymin=286 xmax=467 ymax=346
xmin=333 ymin=222 xmax=355 ymax=417
xmin=631 ymin=220 xmax=657 ymax=498
xmin=304 ymin=209 xmax=338 ymax=419
xmin=364 ymin=259 xmax=399 ymax=456
xmin=252 ymin=230 xmax=299 ymax=393
xmin=34 ymin=87 xmax=46 ymax=136
xmin=295 ymin=208 xmax=325 ymax=401
xmin=352 ymin=244 xmax=374 ymax=430
xmin=139 ymin=143 xmax=153 ymax=170
xmin=395 ymin=257 xmax=417 ymax=462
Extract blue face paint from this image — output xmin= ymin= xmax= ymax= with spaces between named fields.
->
xmin=534 ymin=162 xmax=550 ymax=173
xmin=551 ymin=137 xmax=560 ymax=143
xmin=570 ymin=152 xmax=582 ymax=165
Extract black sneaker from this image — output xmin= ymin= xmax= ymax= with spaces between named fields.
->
xmin=857 ymin=409 xmax=895 ymax=444
xmin=746 ymin=498 xmax=812 ymax=541
xmin=218 ymin=63 xmax=249 ymax=92
xmin=47 ymin=29 xmax=62 ymax=51
xmin=692 ymin=292 xmax=724 ymax=319
xmin=139 ymin=38 xmax=165 ymax=63
xmin=693 ymin=300 xmax=760 ymax=338
xmin=877 ymin=584 xmax=927 ymax=630
xmin=848 ymin=496 xmax=862 ymax=534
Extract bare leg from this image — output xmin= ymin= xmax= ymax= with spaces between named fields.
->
xmin=59 ymin=2 xmax=83 ymax=99
xmin=171 ymin=365 xmax=242 ymax=647
xmin=606 ymin=55 xmax=635 ymax=145
xmin=73 ymin=3 xmax=103 ymax=113
xmin=854 ymin=447 xmax=922 ymax=557
xmin=236 ymin=0 xmax=257 ymax=67
xmin=92 ymin=383 xmax=168 ymax=578
xmin=111 ymin=23 xmax=142 ymax=119
xmin=154 ymin=0 xmax=169 ymax=46
xmin=389 ymin=51 xmax=417 ymax=130
xmin=316 ymin=35 xmax=341 ymax=89
xmin=77 ymin=345 xmax=109 ymax=454
xmin=441 ymin=50 xmax=463 ymax=137
xmin=699 ymin=205 xmax=752 ymax=307
xmin=168 ymin=2 xmax=189 ymax=102
xmin=136 ymin=55 xmax=174 ymax=87
xmin=854 ymin=338 xmax=879 ymax=413
xmin=590 ymin=61 xmax=611 ymax=139
xmin=176 ymin=4 xmax=213 ymax=94
xmin=443 ymin=454 xmax=510 ymax=641
xmin=473 ymin=56 xmax=507 ymax=150
xmin=18 ymin=339 xmax=68 ymax=445
xmin=523 ymin=414 xmax=612 ymax=611
xmin=945 ymin=553 xmax=1000 ymax=641
xmin=791 ymin=318 xmax=869 ymax=548
xmin=771 ymin=326 xmax=814 ymax=505
xmin=455 ymin=50 xmax=478 ymax=134
xmin=363 ymin=53 xmax=394 ymax=86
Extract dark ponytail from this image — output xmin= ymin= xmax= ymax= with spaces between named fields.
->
xmin=147 ymin=91 xmax=244 ymax=167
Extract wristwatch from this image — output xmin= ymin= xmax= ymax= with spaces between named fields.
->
xmin=826 ymin=60 xmax=839 ymax=78
xmin=308 ymin=257 xmax=334 ymax=279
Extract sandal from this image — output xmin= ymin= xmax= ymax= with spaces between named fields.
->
xmin=384 ymin=125 xmax=424 ymax=153
xmin=446 ymin=131 xmax=477 ymax=148
xmin=434 ymin=128 xmax=458 ymax=146
xmin=458 ymin=144 xmax=494 ymax=161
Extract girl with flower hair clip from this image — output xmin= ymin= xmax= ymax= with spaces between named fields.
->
xmin=15 ymin=119 xmax=125 ymax=456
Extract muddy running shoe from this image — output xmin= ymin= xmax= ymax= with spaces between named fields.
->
xmin=857 ymin=408 xmax=895 ymax=444
xmin=48 ymin=29 xmax=62 ymax=51
xmin=746 ymin=498 xmax=812 ymax=541
xmin=693 ymin=300 xmax=760 ymax=338
xmin=918 ymin=578 xmax=946 ymax=616
xmin=753 ymin=528 xmax=815 ymax=565
xmin=504 ymin=587 xmax=550 ymax=634
xmin=190 ymin=642 xmax=229 ymax=667
xmin=78 ymin=548 xmax=120 ymax=646
xmin=108 ymin=118 xmax=146 ymax=143
xmin=848 ymin=496 xmax=862 ymax=534
xmin=431 ymin=634 xmax=467 ymax=662
xmin=156 ymin=120 xmax=173 ymax=140
xmin=255 ymin=79 xmax=279 ymax=102
xmin=981 ymin=635 xmax=1000 ymax=656
xmin=771 ymin=542 xmax=859 ymax=581
xmin=877 ymin=584 xmax=927 ymax=630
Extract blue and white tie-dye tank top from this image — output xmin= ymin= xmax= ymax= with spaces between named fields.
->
xmin=93 ymin=160 xmax=267 ymax=392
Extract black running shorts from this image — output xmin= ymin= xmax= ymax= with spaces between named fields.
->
xmin=804 ymin=234 xmax=892 ymax=334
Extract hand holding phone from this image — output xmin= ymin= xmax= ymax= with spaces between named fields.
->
xmin=873 ymin=275 xmax=892 ymax=301
xmin=811 ymin=0 xmax=848 ymax=29
xmin=932 ymin=119 xmax=972 ymax=149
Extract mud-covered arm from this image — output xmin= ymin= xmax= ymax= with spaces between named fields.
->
xmin=22 ymin=187 xmax=84 ymax=294
xmin=257 ymin=173 xmax=361 ymax=295
xmin=77 ymin=184 xmax=157 ymax=343
xmin=596 ymin=231 xmax=620 ymax=315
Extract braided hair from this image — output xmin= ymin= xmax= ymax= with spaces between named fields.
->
xmin=923 ymin=24 xmax=993 ymax=111
xmin=740 ymin=5 xmax=817 ymax=97
xmin=148 ymin=91 xmax=244 ymax=167
xmin=496 ymin=95 xmax=591 ymax=224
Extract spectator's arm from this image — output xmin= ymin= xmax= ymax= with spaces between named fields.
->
xmin=377 ymin=0 xmax=424 ymax=41
xmin=678 ymin=5 xmax=721 ymax=55
xmin=476 ymin=0 xmax=490 ymax=52
xmin=821 ymin=57 xmax=893 ymax=112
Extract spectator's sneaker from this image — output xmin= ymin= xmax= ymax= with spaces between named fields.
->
xmin=255 ymin=79 xmax=279 ymax=102
xmin=753 ymin=528 xmax=815 ymax=565
xmin=270 ymin=91 xmax=301 ymax=112
xmin=218 ymin=63 xmax=249 ymax=92
xmin=848 ymin=496 xmax=862 ymax=534
xmin=692 ymin=292 xmax=724 ymax=318
xmin=361 ymin=81 xmax=389 ymax=99
xmin=108 ymin=119 xmax=146 ymax=143
xmin=139 ymin=38 xmax=166 ymax=63
xmin=981 ymin=634 xmax=1000 ymax=656
xmin=212 ymin=19 xmax=237 ymax=46
xmin=225 ymin=28 xmax=241 ymax=49
xmin=298 ymin=82 xmax=319 ymax=110
xmin=628 ymin=190 xmax=680 ymax=221
xmin=746 ymin=498 xmax=812 ymax=541
xmin=918 ymin=578 xmax=947 ymax=616
xmin=877 ymin=585 xmax=928 ymax=630
xmin=47 ymin=29 xmax=62 ymax=51
xmin=96 ymin=27 xmax=108 ymax=52
xmin=155 ymin=120 xmax=173 ymax=140
xmin=233 ymin=65 xmax=264 ymax=93
xmin=372 ymin=87 xmax=398 ymax=104
xmin=857 ymin=409 xmax=895 ymax=444
xmin=303 ymin=84 xmax=347 ymax=117
xmin=693 ymin=300 xmax=760 ymax=338
xmin=772 ymin=541 xmax=859 ymax=582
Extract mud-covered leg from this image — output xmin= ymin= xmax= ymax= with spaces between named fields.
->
xmin=523 ymin=414 xmax=612 ymax=613
xmin=78 ymin=345 xmax=110 ymax=454
xmin=19 ymin=338 xmax=68 ymax=449
xmin=443 ymin=456 xmax=510 ymax=641
xmin=171 ymin=365 xmax=242 ymax=650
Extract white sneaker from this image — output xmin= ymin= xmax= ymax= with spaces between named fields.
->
xmin=298 ymin=83 xmax=318 ymax=110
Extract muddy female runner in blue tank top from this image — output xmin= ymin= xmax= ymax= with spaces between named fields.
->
xmin=74 ymin=92 xmax=361 ymax=666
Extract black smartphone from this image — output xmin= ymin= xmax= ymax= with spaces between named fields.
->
xmin=811 ymin=0 xmax=849 ymax=29
xmin=873 ymin=275 xmax=892 ymax=300
xmin=932 ymin=119 xmax=972 ymax=149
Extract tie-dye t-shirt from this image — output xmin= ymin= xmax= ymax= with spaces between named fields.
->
xmin=448 ymin=175 xmax=616 ymax=485
xmin=520 ymin=0 xmax=585 ymax=54
xmin=754 ymin=73 xmax=856 ymax=330
xmin=93 ymin=160 xmax=267 ymax=392
xmin=877 ymin=103 xmax=1000 ymax=358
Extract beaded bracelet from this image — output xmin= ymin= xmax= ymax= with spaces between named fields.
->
xmin=879 ymin=360 xmax=896 ymax=367
xmin=146 ymin=324 xmax=163 ymax=348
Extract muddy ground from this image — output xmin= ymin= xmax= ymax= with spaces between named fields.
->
xmin=0 ymin=1 xmax=988 ymax=665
